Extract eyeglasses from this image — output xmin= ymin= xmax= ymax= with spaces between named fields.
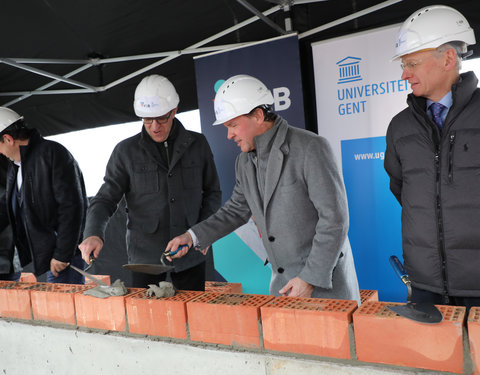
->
xmin=400 ymin=48 xmax=437 ymax=71
xmin=143 ymin=110 xmax=172 ymax=125
xmin=400 ymin=60 xmax=422 ymax=71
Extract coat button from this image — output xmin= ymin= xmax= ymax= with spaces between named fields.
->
xmin=168 ymin=173 xmax=173 ymax=177
xmin=170 ymin=198 xmax=175 ymax=203
xmin=268 ymin=236 xmax=275 ymax=242
xmin=278 ymin=267 xmax=284 ymax=273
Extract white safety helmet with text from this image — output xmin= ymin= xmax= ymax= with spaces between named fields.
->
xmin=392 ymin=5 xmax=476 ymax=60
xmin=133 ymin=75 xmax=180 ymax=118
xmin=0 ymin=107 xmax=23 ymax=133
xmin=213 ymin=74 xmax=274 ymax=125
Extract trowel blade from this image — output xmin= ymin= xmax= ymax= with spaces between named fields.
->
xmin=388 ymin=302 xmax=443 ymax=324
xmin=123 ymin=263 xmax=174 ymax=275
xmin=70 ymin=265 xmax=109 ymax=287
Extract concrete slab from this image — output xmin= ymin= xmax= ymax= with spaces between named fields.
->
xmin=0 ymin=319 xmax=442 ymax=375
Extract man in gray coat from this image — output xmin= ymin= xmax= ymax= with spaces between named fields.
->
xmin=80 ymin=75 xmax=221 ymax=290
xmin=385 ymin=5 xmax=480 ymax=311
xmin=167 ymin=74 xmax=360 ymax=302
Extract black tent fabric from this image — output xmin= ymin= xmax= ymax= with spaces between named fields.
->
xmin=3 ymin=0 xmax=480 ymax=286
xmin=1 ymin=0 xmax=479 ymax=136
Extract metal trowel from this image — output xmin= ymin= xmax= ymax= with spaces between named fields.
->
xmin=70 ymin=264 xmax=110 ymax=287
xmin=122 ymin=245 xmax=187 ymax=275
xmin=387 ymin=255 xmax=443 ymax=324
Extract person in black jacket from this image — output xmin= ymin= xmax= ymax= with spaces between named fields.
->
xmin=0 ymin=107 xmax=88 ymax=283
xmin=385 ymin=5 xmax=480 ymax=312
xmin=79 ymin=75 xmax=221 ymax=290
xmin=0 ymin=155 xmax=19 ymax=281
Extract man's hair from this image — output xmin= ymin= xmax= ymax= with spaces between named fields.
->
xmin=248 ymin=105 xmax=277 ymax=122
xmin=435 ymin=41 xmax=468 ymax=71
xmin=0 ymin=119 xmax=34 ymax=142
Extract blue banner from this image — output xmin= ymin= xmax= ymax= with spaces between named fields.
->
xmin=341 ymin=136 xmax=405 ymax=301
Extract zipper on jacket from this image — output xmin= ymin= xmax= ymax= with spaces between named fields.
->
xmin=28 ymin=176 xmax=35 ymax=204
xmin=447 ymin=132 xmax=456 ymax=183
xmin=434 ymin=147 xmax=450 ymax=304
xmin=164 ymin=141 xmax=170 ymax=168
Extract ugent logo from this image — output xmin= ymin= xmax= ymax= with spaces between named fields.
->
xmin=335 ymin=56 xmax=409 ymax=116
xmin=337 ymin=56 xmax=362 ymax=85
xmin=214 ymin=79 xmax=292 ymax=111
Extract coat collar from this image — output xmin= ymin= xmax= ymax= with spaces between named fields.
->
xmin=262 ymin=115 xmax=290 ymax=211
xmin=18 ymin=129 xmax=42 ymax=164
xmin=407 ymin=71 xmax=479 ymax=137
xmin=139 ymin=118 xmax=193 ymax=170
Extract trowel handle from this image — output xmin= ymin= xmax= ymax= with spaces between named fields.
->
xmin=164 ymin=245 xmax=188 ymax=257
xmin=389 ymin=255 xmax=411 ymax=286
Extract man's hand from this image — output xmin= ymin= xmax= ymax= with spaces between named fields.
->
xmin=165 ymin=232 xmax=193 ymax=261
xmin=50 ymin=258 xmax=70 ymax=277
xmin=199 ymin=245 xmax=211 ymax=256
xmin=279 ymin=277 xmax=315 ymax=298
xmin=78 ymin=236 xmax=104 ymax=264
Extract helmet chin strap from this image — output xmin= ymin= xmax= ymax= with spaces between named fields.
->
xmin=460 ymin=50 xmax=474 ymax=60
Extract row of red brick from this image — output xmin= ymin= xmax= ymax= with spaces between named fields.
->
xmin=0 ymin=278 xmax=478 ymax=374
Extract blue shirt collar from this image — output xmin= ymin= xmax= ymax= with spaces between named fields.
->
xmin=426 ymin=91 xmax=453 ymax=111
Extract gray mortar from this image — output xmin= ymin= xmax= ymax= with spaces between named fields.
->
xmin=145 ymin=281 xmax=175 ymax=298
xmin=82 ymin=279 xmax=128 ymax=298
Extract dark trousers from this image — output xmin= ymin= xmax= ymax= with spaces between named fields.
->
xmin=0 ymin=271 xmax=21 ymax=281
xmin=46 ymin=252 xmax=86 ymax=284
xmin=411 ymin=286 xmax=480 ymax=316
xmin=130 ymin=261 xmax=206 ymax=291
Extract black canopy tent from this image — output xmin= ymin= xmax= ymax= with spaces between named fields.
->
xmin=2 ymin=0 xmax=479 ymax=284
xmin=1 ymin=0 xmax=479 ymax=136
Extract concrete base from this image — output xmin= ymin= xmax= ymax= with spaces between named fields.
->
xmin=0 ymin=319 xmax=441 ymax=375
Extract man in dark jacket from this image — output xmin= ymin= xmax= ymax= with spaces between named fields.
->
xmin=385 ymin=5 xmax=480 ymax=311
xmin=0 ymin=155 xmax=19 ymax=281
xmin=79 ymin=75 xmax=221 ymax=290
xmin=0 ymin=107 xmax=88 ymax=283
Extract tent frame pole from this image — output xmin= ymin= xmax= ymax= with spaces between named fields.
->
xmin=0 ymin=0 xmax=402 ymax=106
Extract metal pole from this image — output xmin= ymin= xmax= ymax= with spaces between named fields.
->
xmin=104 ymin=6 xmax=281 ymax=91
xmin=0 ymin=58 xmax=98 ymax=91
xmin=1 ymin=64 xmax=93 ymax=106
xmin=235 ymin=0 xmax=286 ymax=35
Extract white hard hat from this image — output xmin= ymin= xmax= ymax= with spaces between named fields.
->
xmin=0 ymin=107 xmax=23 ymax=133
xmin=213 ymin=74 xmax=274 ymax=125
xmin=133 ymin=75 xmax=180 ymax=118
xmin=392 ymin=5 xmax=476 ymax=60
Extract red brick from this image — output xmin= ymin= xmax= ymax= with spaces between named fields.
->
xmin=359 ymin=289 xmax=378 ymax=304
xmin=84 ymin=275 xmax=111 ymax=286
xmin=126 ymin=290 xmax=202 ymax=339
xmin=354 ymin=301 xmax=465 ymax=373
xmin=261 ymin=297 xmax=357 ymax=358
xmin=205 ymin=281 xmax=242 ymax=294
xmin=31 ymin=283 xmax=92 ymax=325
xmin=74 ymin=288 xmax=143 ymax=331
xmin=0 ymin=281 xmax=37 ymax=320
xmin=187 ymin=292 xmax=273 ymax=348
xmin=19 ymin=273 xmax=37 ymax=283
xmin=468 ymin=307 xmax=480 ymax=375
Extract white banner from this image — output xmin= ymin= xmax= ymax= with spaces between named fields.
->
xmin=313 ymin=24 xmax=408 ymax=162
xmin=312 ymin=24 xmax=410 ymax=302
